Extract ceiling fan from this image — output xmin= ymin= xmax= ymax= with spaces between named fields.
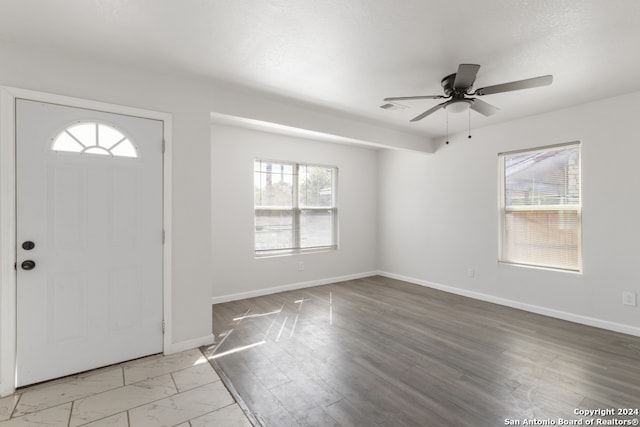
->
xmin=382 ymin=64 xmax=553 ymax=122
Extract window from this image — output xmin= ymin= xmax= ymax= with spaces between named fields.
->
xmin=52 ymin=122 xmax=138 ymax=158
xmin=499 ymin=142 xmax=581 ymax=272
xmin=254 ymin=160 xmax=337 ymax=256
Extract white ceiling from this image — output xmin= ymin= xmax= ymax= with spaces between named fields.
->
xmin=2 ymin=0 xmax=640 ymax=138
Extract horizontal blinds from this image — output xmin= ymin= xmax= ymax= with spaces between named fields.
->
xmin=504 ymin=144 xmax=580 ymax=207
xmin=500 ymin=143 xmax=581 ymax=271
xmin=503 ymin=210 xmax=580 ymax=270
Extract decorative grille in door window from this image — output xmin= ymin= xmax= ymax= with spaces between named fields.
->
xmin=52 ymin=122 xmax=138 ymax=158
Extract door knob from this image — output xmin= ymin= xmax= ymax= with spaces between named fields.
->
xmin=22 ymin=241 xmax=35 ymax=250
xmin=21 ymin=260 xmax=36 ymax=270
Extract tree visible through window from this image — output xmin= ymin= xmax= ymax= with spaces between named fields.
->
xmin=254 ymin=160 xmax=337 ymax=255
xmin=499 ymin=143 xmax=581 ymax=272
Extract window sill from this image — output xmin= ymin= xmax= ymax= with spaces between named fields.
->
xmin=255 ymin=246 xmax=337 ymax=259
xmin=498 ymin=260 xmax=582 ymax=275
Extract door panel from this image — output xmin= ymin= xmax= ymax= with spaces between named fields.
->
xmin=47 ymin=272 xmax=88 ymax=343
xmin=111 ymin=168 xmax=138 ymax=246
xmin=51 ymin=166 xmax=88 ymax=249
xmin=110 ymin=266 xmax=143 ymax=330
xmin=16 ymin=99 xmax=163 ymax=386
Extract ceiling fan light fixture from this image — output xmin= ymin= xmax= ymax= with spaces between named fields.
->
xmin=445 ymin=99 xmax=472 ymax=114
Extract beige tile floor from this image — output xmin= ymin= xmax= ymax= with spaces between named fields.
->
xmin=0 ymin=348 xmax=252 ymax=426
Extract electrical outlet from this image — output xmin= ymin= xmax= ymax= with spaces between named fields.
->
xmin=297 ymin=261 xmax=304 ymax=271
xmin=622 ymin=291 xmax=637 ymax=306
xmin=467 ymin=268 xmax=474 ymax=278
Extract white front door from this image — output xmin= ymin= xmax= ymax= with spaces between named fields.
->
xmin=16 ymin=99 xmax=164 ymax=387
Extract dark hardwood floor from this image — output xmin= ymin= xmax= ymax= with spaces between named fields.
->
xmin=204 ymin=276 xmax=640 ymax=426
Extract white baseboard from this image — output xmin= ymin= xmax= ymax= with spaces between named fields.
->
xmin=211 ymin=271 xmax=377 ymax=304
xmin=378 ymin=271 xmax=640 ymax=338
xmin=165 ymin=333 xmax=215 ymax=355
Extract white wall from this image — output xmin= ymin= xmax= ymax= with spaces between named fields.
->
xmin=378 ymin=90 xmax=640 ymax=334
xmin=210 ymin=124 xmax=378 ymax=301
xmin=0 ymin=42 xmax=423 ymax=394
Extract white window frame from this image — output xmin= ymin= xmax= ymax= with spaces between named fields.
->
xmin=498 ymin=142 xmax=582 ymax=273
xmin=254 ymin=159 xmax=338 ymax=257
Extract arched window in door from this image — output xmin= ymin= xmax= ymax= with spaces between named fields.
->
xmin=52 ymin=122 xmax=138 ymax=158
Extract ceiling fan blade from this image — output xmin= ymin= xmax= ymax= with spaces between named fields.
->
xmin=470 ymin=98 xmax=500 ymax=116
xmin=474 ymin=75 xmax=553 ymax=96
xmin=410 ymin=102 xmax=448 ymax=122
xmin=453 ymin=64 xmax=480 ymax=90
xmin=384 ymin=95 xmax=446 ymax=101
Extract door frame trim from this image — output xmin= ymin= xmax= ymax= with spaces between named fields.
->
xmin=0 ymin=87 xmax=173 ymax=396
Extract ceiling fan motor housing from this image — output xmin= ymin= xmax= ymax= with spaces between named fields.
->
xmin=441 ymin=73 xmax=473 ymax=98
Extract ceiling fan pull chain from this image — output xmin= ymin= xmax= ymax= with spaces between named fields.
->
xmin=468 ymin=108 xmax=472 ymax=139
xmin=446 ymin=109 xmax=449 ymax=144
